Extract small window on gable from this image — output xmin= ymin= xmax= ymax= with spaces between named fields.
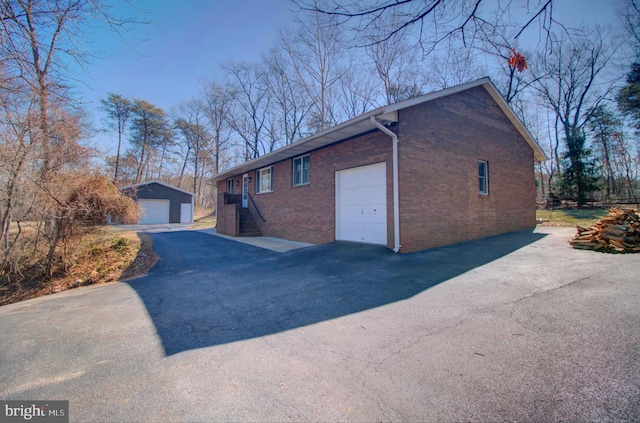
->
xmin=479 ymin=161 xmax=489 ymax=195
xmin=293 ymin=155 xmax=310 ymax=186
xmin=256 ymin=166 xmax=273 ymax=193
xmin=226 ymin=178 xmax=234 ymax=194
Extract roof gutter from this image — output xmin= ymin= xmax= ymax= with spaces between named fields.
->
xmin=370 ymin=116 xmax=401 ymax=253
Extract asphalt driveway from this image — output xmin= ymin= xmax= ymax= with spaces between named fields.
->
xmin=0 ymin=227 xmax=638 ymax=422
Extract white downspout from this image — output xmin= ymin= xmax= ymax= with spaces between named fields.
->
xmin=370 ymin=116 xmax=401 ymax=253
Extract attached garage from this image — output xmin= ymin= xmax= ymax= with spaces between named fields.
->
xmin=336 ymin=162 xmax=387 ymax=245
xmin=211 ymin=78 xmax=547 ymax=253
xmin=121 ymin=180 xmax=194 ymax=224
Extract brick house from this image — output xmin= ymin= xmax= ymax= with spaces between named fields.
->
xmin=209 ymin=78 xmax=547 ymax=253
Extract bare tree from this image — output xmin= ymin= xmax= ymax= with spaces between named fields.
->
xmin=619 ymin=0 xmax=640 ymax=52
xmin=263 ymin=48 xmax=312 ymax=144
xmin=337 ymin=70 xmax=378 ymax=118
xmin=0 ymin=0 xmax=144 ymax=178
xmin=294 ymin=0 xmax=558 ymax=55
xmin=224 ymin=61 xmax=271 ymax=160
xmin=0 ymin=0 xmax=145 ymax=283
xmin=471 ymin=17 xmax=537 ymax=105
xmin=364 ymin=12 xmax=423 ymax=103
xmin=588 ymin=105 xmax=621 ymax=198
xmin=173 ymin=99 xmax=211 ymax=198
xmin=279 ymin=11 xmax=348 ymax=132
xmin=532 ymin=27 xmax=619 ymax=205
xmin=424 ymin=37 xmax=486 ymax=91
xmin=0 ymin=73 xmax=35 ymax=255
xmin=200 ymin=81 xmax=234 ymax=173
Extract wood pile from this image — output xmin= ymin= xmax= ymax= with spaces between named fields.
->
xmin=569 ymin=209 xmax=640 ymax=253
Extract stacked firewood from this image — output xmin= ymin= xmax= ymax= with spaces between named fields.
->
xmin=569 ymin=209 xmax=640 ymax=253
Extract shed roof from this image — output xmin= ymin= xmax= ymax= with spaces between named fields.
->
xmin=120 ymin=180 xmax=195 ymax=196
xmin=209 ymin=78 xmax=547 ymax=183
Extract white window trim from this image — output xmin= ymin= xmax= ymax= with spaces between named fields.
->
xmin=292 ymin=154 xmax=310 ymax=186
xmin=479 ymin=160 xmax=489 ymax=195
xmin=256 ymin=166 xmax=273 ymax=194
xmin=226 ymin=178 xmax=234 ymax=194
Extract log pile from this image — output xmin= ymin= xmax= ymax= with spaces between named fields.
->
xmin=569 ymin=209 xmax=640 ymax=253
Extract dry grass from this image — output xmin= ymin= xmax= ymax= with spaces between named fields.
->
xmin=537 ymin=209 xmax=610 ymax=228
xmin=191 ymin=210 xmax=216 ymax=229
xmin=0 ymin=229 xmax=158 ymax=306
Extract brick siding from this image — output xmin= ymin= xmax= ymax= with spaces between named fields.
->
xmin=216 ymin=85 xmax=536 ymax=253
xmin=217 ymin=202 xmax=239 ymax=236
xmin=396 ymin=86 xmax=536 ymax=251
xmin=218 ymin=131 xmax=394 ymax=245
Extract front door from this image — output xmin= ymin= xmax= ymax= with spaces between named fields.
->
xmin=242 ymin=174 xmax=249 ymax=208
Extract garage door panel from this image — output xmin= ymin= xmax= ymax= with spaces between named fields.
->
xmin=363 ymin=186 xmax=385 ymax=203
xmin=139 ymin=199 xmax=170 ymax=224
xmin=336 ymin=162 xmax=387 ymax=245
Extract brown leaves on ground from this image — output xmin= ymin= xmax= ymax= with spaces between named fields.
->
xmin=0 ymin=230 xmax=158 ymax=306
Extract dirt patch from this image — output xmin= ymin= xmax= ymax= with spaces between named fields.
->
xmin=191 ymin=211 xmax=216 ymax=229
xmin=0 ymin=230 xmax=158 ymax=306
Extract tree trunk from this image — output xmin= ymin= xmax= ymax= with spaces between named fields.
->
xmin=136 ymin=144 xmax=146 ymax=184
xmin=45 ymin=217 xmax=62 ymax=280
xmin=114 ymin=131 xmax=123 ymax=183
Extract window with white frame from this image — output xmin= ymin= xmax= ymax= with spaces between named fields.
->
xmin=292 ymin=155 xmax=310 ymax=186
xmin=226 ymin=178 xmax=234 ymax=194
xmin=256 ymin=166 xmax=273 ymax=193
xmin=478 ymin=161 xmax=489 ymax=195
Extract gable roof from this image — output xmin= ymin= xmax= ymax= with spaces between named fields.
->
xmin=120 ymin=180 xmax=195 ymax=196
xmin=209 ymin=77 xmax=547 ymax=183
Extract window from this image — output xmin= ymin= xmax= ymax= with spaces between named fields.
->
xmin=256 ymin=166 xmax=273 ymax=193
xmin=293 ymin=155 xmax=310 ymax=186
xmin=226 ymin=178 xmax=234 ymax=194
xmin=479 ymin=161 xmax=489 ymax=195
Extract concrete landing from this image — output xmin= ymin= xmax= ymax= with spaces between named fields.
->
xmin=197 ymin=228 xmax=315 ymax=253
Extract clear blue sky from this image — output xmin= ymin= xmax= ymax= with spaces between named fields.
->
xmin=78 ymin=0 xmax=616 ymax=153
xmin=78 ymin=0 xmax=295 ymax=129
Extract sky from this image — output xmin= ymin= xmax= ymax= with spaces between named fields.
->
xmin=76 ymin=0 xmax=618 ymax=154
xmin=77 ymin=0 xmax=295 ymax=151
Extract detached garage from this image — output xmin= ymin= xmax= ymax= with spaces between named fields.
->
xmin=121 ymin=180 xmax=194 ymax=224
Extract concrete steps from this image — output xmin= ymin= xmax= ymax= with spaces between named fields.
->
xmin=239 ymin=208 xmax=261 ymax=237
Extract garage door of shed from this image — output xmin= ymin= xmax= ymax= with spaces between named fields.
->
xmin=336 ymin=162 xmax=387 ymax=245
xmin=138 ymin=199 xmax=170 ymax=224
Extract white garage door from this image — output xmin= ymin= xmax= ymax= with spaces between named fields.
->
xmin=336 ymin=162 xmax=387 ymax=245
xmin=138 ymin=199 xmax=170 ymax=224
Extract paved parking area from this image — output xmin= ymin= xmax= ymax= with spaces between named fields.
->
xmin=0 ymin=226 xmax=638 ymax=422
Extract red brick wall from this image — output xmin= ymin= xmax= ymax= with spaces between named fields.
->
xmin=217 ymin=132 xmax=394 ymax=245
xmin=215 ymin=85 xmax=536 ymax=252
xmin=396 ymin=85 xmax=536 ymax=252
xmin=216 ymin=198 xmax=239 ymax=236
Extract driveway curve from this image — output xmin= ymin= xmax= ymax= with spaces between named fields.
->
xmin=0 ymin=227 xmax=638 ymax=422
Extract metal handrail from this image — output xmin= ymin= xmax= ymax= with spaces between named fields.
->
xmin=247 ymin=193 xmax=267 ymax=222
